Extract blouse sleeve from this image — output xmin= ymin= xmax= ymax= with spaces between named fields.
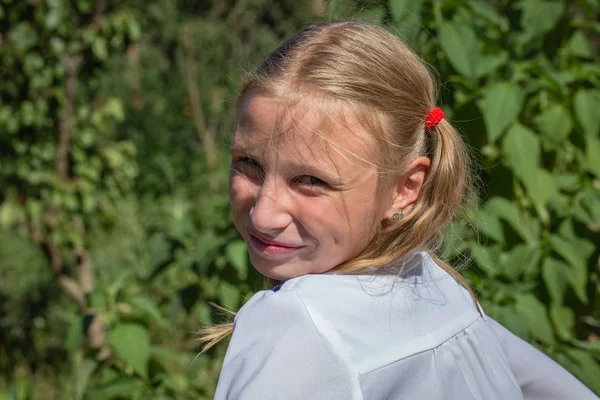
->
xmin=487 ymin=317 xmax=599 ymax=400
xmin=213 ymin=289 xmax=361 ymax=400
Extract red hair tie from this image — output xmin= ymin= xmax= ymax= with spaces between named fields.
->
xmin=425 ymin=107 xmax=444 ymax=130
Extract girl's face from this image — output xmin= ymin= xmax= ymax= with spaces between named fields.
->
xmin=229 ymin=94 xmax=386 ymax=281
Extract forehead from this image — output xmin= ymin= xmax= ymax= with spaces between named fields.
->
xmin=233 ymin=94 xmax=379 ymax=172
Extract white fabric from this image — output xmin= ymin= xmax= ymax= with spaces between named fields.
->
xmin=214 ymin=252 xmax=598 ymax=399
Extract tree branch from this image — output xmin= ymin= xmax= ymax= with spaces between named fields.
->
xmin=180 ymin=27 xmax=218 ymax=172
xmin=56 ymin=54 xmax=82 ymax=180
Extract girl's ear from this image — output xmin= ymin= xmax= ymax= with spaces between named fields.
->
xmin=383 ymin=156 xmax=431 ymax=220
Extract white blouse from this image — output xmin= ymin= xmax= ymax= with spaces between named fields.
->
xmin=214 ymin=252 xmax=598 ymax=399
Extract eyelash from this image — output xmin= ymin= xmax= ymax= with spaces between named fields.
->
xmin=233 ymin=157 xmax=328 ymax=188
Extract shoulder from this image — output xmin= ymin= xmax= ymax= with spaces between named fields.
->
xmin=218 ymin=282 xmax=363 ymax=399
xmin=266 ymin=252 xmax=481 ymax=373
xmin=233 ymin=286 xmax=315 ymax=335
xmin=231 ymin=284 xmax=343 ymax=360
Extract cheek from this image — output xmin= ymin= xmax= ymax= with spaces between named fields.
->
xmin=302 ymin=194 xmax=368 ymax=246
xmin=229 ymin=176 xmax=256 ymax=216
xmin=338 ymin=189 xmax=380 ymax=246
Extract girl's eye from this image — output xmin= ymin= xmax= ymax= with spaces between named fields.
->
xmin=232 ymin=157 xmax=264 ymax=180
xmin=295 ymin=175 xmax=327 ymax=187
xmin=239 ymin=157 xmax=261 ymax=168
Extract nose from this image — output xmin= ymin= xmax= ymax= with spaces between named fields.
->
xmin=249 ymin=179 xmax=293 ymax=235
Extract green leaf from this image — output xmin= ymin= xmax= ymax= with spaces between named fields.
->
xmin=549 ymin=304 xmax=574 ymax=340
xmin=549 ymin=226 xmax=595 ymax=304
xmin=129 ymin=297 xmax=168 ymax=328
xmin=328 ymin=0 xmax=354 ymax=18
xmin=524 ymin=168 xmax=558 ymax=208
xmin=495 ymin=306 xmax=531 ymax=340
xmin=553 ymin=173 xmax=580 ymax=192
xmin=148 ymin=232 xmax=171 ymax=270
xmin=501 ymin=244 xmax=542 ymax=281
xmin=474 ymin=211 xmax=504 ymax=243
xmin=479 ymin=83 xmax=525 ymax=142
xmin=389 ymin=0 xmax=422 ymax=42
xmin=574 ymin=89 xmax=600 ymax=137
xmin=542 ymin=257 xmax=569 ymax=305
xmin=9 ymin=23 xmax=39 ymax=51
xmin=566 ymin=31 xmax=594 ymax=58
xmin=468 ymin=1 xmax=508 ymax=31
xmin=109 ymin=323 xmax=150 ymax=378
xmin=107 ymin=268 xmax=136 ymax=301
xmin=470 ymin=243 xmax=502 ymax=277
xmin=476 ymin=52 xmax=509 ymax=77
xmin=87 ymin=378 xmax=143 ymax=400
xmin=518 ymin=0 xmax=565 ymax=44
xmin=218 ymin=281 xmax=241 ymax=308
xmin=535 ymin=104 xmax=573 ymax=143
xmin=357 ymin=6 xmax=385 ymax=24
xmin=483 ymin=197 xmax=533 ymax=243
xmin=66 ymin=315 xmax=85 ymax=352
xmin=573 ymin=187 xmax=600 ymax=229
xmin=439 ymin=22 xmax=480 ymax=81
xmin=72 ymin=354 xmax=97 ymax=400
xmin=515 ymin=293 xmax=554 ymax=344
xmin=501 ymin=123 xmax=539 ymax=182
xmin=584 ymin=136 xmax=600 ymax=177
xmin=225 ymin=240 xmax=248 ymax=279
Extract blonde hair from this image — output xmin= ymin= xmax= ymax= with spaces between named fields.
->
xmin=199 ymin=21 xmax=477 ymax=354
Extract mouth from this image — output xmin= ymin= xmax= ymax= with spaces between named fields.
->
xmin=248 ymin=233 xmax=305 ymax=258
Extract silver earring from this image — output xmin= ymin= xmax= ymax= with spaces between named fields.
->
xmin=392 ymin=210 xmax=404 ymax=220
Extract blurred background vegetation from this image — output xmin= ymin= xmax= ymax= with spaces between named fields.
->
xmin=0 ymin=0 xmax=599 ymax=398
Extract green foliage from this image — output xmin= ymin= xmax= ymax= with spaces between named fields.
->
xmin=0 ymin=0 xmax=599 ymax=398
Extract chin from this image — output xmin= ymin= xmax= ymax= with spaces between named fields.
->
xmin=251 ymin=259 xmax=306 ymax=282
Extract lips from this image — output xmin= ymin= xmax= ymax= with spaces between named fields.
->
xmin=247 ymin=232 xmax=305 ymax=257
xmin=249 ymin=233 xmax=303 ymax=248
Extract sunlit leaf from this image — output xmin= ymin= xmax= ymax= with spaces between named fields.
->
xmin=566 ymin=31 xmax=594 ymax=58
xmin=87 ymin=378 xmax=143 ymax=400
xmin=549 ymin=227 xmax=595 ymax=304
xmin=109 ymin=323 xmax=150 ymax=378
xmin=476 ymin=52 xmax=509 ymax=77
xmin=515 ymin=294 xmax=554 ymax=344
xmin=129 ymin=297 xmax=168 ymax=328
xmin=9 ymin=23 xmax=38 ymax=51
xmin=439 ymin=22 xmax=480 ymax=81
xmin=479 ymin=83 xmax=524 ymax=142
xmin=468 ymin=1 xmax=508 ymax=31
xmin=483 ymin=197 xmax=533 ymax=243
xmin=542 ymin=257 xmax=569 ymax=305
xmin=549 ymin=304 xmax=574 ymax=340
xmin=535 ymin=104 xmax=573 ymax=143
xmin=524 ymin=168 xmax=558 ymax=208
xmin=470 ymin=242 xmax=502 ymax=277
xmin=501 ymin=123 xmax=539 ymax=182
xmin=474 ymin=211 xmax=504 ymax=243
xmin=584 ymin=136 xmax=600 ymax=177
xmin=72 ymin=354 xmax=97 ymax=400
xmin=218 ymin=281 xmax=241 ymax=308
xmin=574 ymin=89 xmax=600 ymax=137
xmin=517 ymin=0 xmax=564 ymax=44
xmin=501 ymin=244 xmax=542 ymax=281
xmin=225 ymin=240 xmax=248 ymax=280
xmin=389 ymin=0 xmax=422 ymax=42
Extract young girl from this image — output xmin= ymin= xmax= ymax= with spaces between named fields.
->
xmin=204 ymin=21 xmax=598 ymax=399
